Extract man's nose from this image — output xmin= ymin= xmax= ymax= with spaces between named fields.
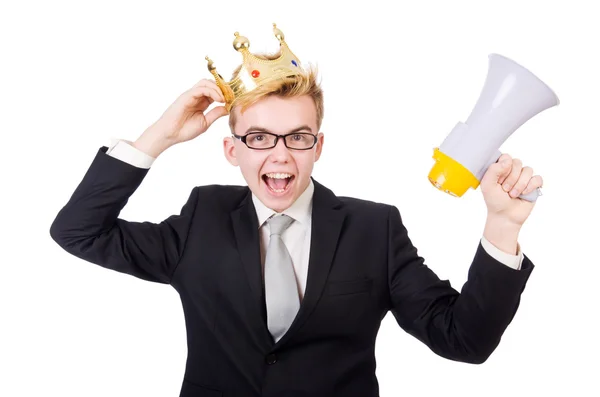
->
xmin=271 ymin=137 xmax=291 ymax=160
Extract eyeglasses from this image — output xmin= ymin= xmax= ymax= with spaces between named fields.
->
xmin=232 ymin=132 xmax=318 ymax=150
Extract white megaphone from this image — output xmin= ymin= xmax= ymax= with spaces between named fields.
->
xmin=428 ymin=53 xmax=559 ymax=201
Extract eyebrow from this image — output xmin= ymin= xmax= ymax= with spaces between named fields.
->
xmin=244 ymin=125 xmax=313 ymax=134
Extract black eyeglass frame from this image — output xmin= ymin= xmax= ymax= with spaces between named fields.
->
xmin=232 ymin=132 xmax=318 ymax=150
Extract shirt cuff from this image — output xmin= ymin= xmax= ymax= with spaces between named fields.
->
xmin=106 ymin=138 xmax=155 ymax=169
xmin=480 ymin=236 xmax=523 ymax=270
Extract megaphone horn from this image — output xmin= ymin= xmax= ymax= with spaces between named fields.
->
xmin=428 ymin=53 xmax=559 ymax=201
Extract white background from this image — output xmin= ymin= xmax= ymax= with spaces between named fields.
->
xmin=2 ymin=0 xmax=599 ymax=396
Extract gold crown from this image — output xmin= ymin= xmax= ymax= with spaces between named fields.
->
xmin=205 ymin=23 xmax=303 ymax=111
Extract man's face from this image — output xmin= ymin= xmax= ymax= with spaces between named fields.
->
xmin=223 ymin=95 xmax=323 ymax=213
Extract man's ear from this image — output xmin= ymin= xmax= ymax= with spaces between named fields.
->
xmin=223 ymin=136 xmax=239 ymax=166
xmin=314 ymin=132 xmax=324 ymax=162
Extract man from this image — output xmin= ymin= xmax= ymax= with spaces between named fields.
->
xmin=50 ymin=26 xmax=542 ymax=397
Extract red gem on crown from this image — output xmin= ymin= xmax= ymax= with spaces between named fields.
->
xmin=251 ymin=70 xmax=260 ymax=78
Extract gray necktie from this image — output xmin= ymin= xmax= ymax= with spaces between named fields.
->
xmin=264 ymin=214 xmax=299 ymax=342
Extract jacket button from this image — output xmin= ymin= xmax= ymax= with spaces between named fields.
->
xmin=265 ymin=353 xmax=277 ymax=365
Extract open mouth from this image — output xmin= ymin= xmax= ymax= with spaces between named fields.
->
xmin=262 ymin=172 xmax=295 ymax=194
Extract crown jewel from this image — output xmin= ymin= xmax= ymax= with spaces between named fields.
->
xmin=205 ymin=23 xmax=303 ymax=111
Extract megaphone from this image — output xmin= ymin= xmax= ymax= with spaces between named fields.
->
xmin=428 ymin=53 xmax=559 ymax=201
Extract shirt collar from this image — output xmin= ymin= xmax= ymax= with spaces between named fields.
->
xmin=252 ymin=179 xmax=314 ymax=228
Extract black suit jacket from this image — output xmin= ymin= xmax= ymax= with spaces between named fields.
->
xmin=50 ymin=147 xmax=534 ymax=397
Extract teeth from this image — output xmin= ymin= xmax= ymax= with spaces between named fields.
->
xmin=266 ymin=173 xmax=292 ymax=179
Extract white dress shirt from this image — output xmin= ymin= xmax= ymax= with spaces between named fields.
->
xmin=253 ymin=180 xmax=313 ymax=300
xmin=105 ymin=139 xmax=524 ymax=289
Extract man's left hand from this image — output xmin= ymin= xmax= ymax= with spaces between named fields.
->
xmin=480 ymin=153 xmax=543 ymax=228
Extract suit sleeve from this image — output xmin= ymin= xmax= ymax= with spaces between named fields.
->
xmin=386 ymin=205 xmax=534 ymax=364
xmin=50 ymin=146 xmax=197 ymax=284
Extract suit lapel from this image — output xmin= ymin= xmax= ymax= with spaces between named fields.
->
xmin=275 ymin=178 xmax=346 ymax=348
xmin=230 ymin=180 xmax=347 ymax=349
xmin=230 ymin=191 xmax=272 ymax=345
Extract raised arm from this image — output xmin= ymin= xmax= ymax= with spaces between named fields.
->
xmin=50 ymin=147 xmax=200 ymax=283
xmin=50 ymin=78 xmax=227 ymax=283
xmin=386 ymin=205 xmax=534 ymax=364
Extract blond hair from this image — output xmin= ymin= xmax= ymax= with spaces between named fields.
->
xmin=228 ymin=52 xmax=324 ymax=131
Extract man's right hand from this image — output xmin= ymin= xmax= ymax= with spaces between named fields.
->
xmin=132 ymin=79 xmax=228 ymax=157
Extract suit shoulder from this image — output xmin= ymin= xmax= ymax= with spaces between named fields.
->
xmin=337 ymin=195 xmax=394 ymax=217
xmin=191 ymin=184 xmax=249 ymax=211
